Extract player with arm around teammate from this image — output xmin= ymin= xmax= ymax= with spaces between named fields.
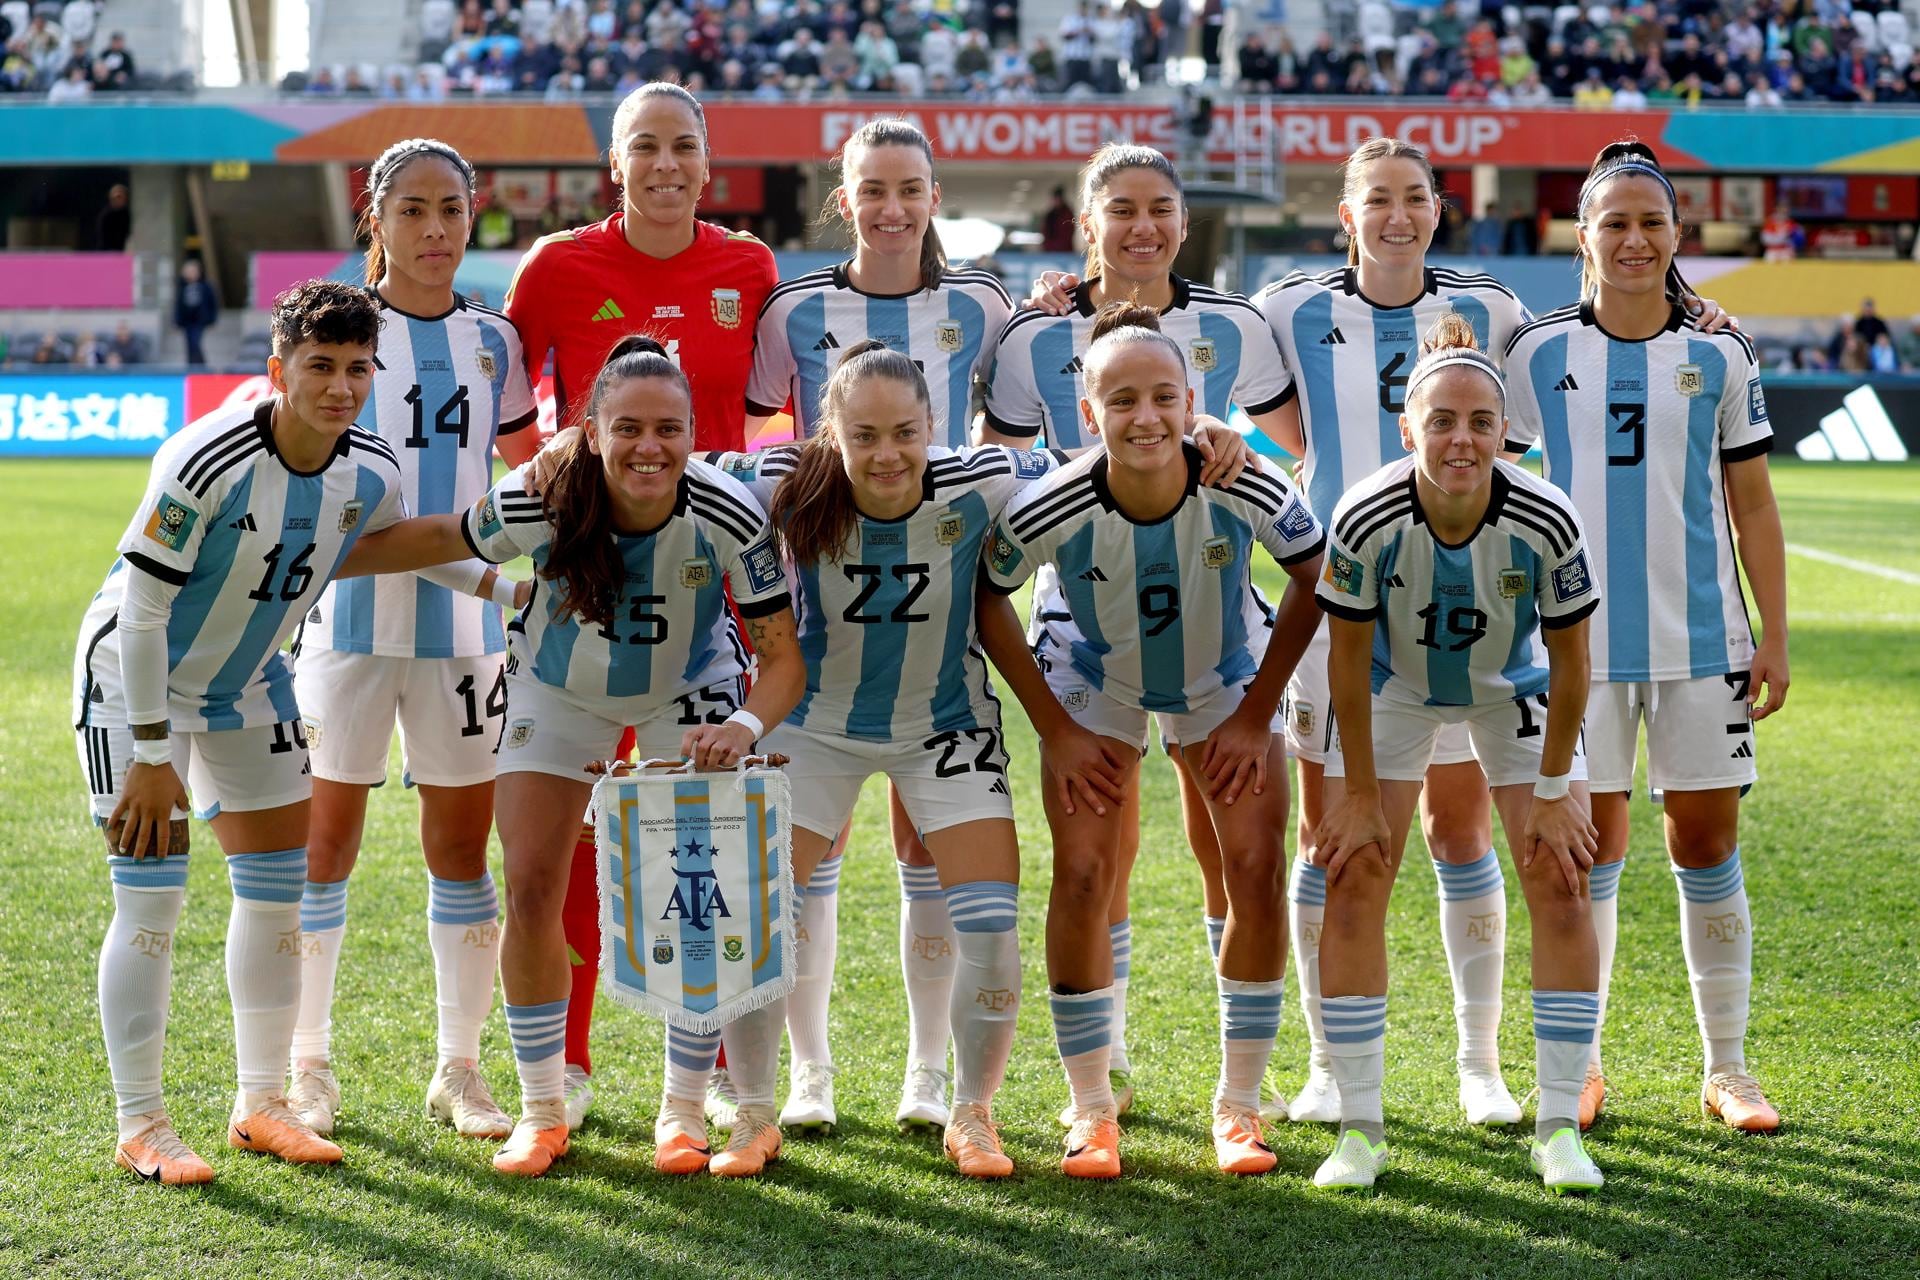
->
xmin=1504 ymin=141 xmax=1789 ymax=1134
xmin=77 ymin=282 xmax=410 ymax=1183
xmin=1310 ymin=315 xmax=1605 ymax=1194
xmin=979 ymin=303 xmax=1325 ymax=1179
xmin=286 ymin=137 xmax=544 ymax=1144
xmin=740 ymin=118 xmax=1015 ymax=1137
xmin=338 ymin=335 xmax=806 ymax=1177
xmin=714 ymin=341 xmax=1062 ymax=1176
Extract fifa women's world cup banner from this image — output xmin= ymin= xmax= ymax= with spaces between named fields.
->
xmin=591 ymin=763 xmax=796 ymax=1034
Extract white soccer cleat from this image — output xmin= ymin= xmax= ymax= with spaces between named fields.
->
xmin=705 ymin=1067 xmax=740 ymax=1131
xmin=779 ymin=1059 xmax=837 ymax=1134
xmin=1531 ymin=1126 xmax=1604 ymax=1194
xmin=896 ymin=1060 xmax=951 ymax=1132
xmin=425 ymin=1058 xmax=513 ymax=1139
xmin=562 ymin=1065 xmax=594 ymax=1131
xmin=287 ymin=1062 xmax=341 ymax=1137
xmin=1312 ymin=1129 xmax=1389 ymax=1191
xmin=1458 ymin=1065 xmax=1524 ymax=1126
xmin=1289 ymin=1061 xmax=1342 ymax=1124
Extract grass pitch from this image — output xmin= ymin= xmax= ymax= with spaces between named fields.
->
xmin=0 ymin=460 xmax=1915 ymax=1279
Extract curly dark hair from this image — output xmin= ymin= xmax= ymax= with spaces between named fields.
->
xmin=269 ymin=279 xmax=382 ymax=357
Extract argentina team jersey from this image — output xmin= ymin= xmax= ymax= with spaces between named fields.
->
xmin=985 ymin=443 xmax=1324 ymax=713
xmin=461 ymin=459 xmax=791 ymax=714
xmin=1315 ymin=457 xmax=1599 ymax=708
xmin=1504 ymin=302 xmax=1772 ymax=683
xmin=77 ymin=399 xmax=405 ymax=732
xmin=304 ymin=293 xmax=537 ymax=659
xmin=983 ymin=275 xmax=1293 ymax=450
xmin=709 ymin=443 xmax=1062 ymax=740
xmin=746 ymin=264 xmax=1013 ymax=447
xmin=1256 ymin=266 xmax=1531 ymax=524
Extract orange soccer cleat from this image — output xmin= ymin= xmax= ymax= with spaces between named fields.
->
xmin=709 ymin=1104 xmax=782 ymax=1177
xmin=228 ymin=1098 xmax=344 ymax=1165
xmin=1061 ymin=1106 xmax=1122 ymax=1180
xmin=1702 ymin=1071 xmax=1781 ymax=1133
xmin=116 ymin=1116 xmax=214 ymax=1186
xmin=943 ymin=1103 xmax=1014 ymax=1179
xmin=1211 ymin=1102 xmax=1278 ymax=1176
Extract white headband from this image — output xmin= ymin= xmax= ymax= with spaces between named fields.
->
xmin=1406 ymin=351 xmax=1506 ymax=403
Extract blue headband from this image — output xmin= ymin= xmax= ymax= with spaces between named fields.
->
xmin=1577 ymin=158 xmax=1675 ymax=218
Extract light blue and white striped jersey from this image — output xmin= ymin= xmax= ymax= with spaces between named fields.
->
xmin=983 ymin=275 xmax=1293 ymax=450
xmin=1503 ymin=302 xmax=1772 ymax=683
xmin=1315 ymin=457 xmax=1598 ymax=708
xmin=79 ymin=398 xmax=405 ymax=732
xmin=711 ymin=442 xmax=1061 ymax=740
xmin=746 ymin=264 xmax=1012 ymax=448
xmin=1256 ymin=266 xmax=1532 ymax=524
xmin=305 ymin=293 xmax=538 ymax=658
xmin=985 ymin=443 xmax=1324 ymax=713
xmin=462 ymin=459 xmax=791 ymax=716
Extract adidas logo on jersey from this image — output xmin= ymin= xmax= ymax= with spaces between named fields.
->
xmin=591 ymin=298 xmax=625 ymax=322
xmin=1318 ymin=328 xmax=1347 ymax=346
xmin=1383 ymin=572 xmax=1405 ymax=588
xmin=1731 ymin=741 xmax=1754 ymax=759
xmin=988 ymin=778 xmax=1010 ymax=796
xmin=1553 ymin=374 xmax=1580 ymax=392
xmin=812 ymin=332 xmax=841 ymax=351
xmin=1058 ymin=356 xmax=1084 ymax=375
xmin=1077 ymin=567 xmax=1109 ymax=582
xmin=228 ymin=513 xmax=258 ymax=531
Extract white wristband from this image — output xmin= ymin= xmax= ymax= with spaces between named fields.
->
xmin=1533 ymin=773 xmax=1572 ymax=801
xmin=490 ymin=575 xmax=521 ymax=609
xmin=723 ymin=708 xmax=764 ymax=742
xmin=131 ymin=737 xmax=172 ymax=768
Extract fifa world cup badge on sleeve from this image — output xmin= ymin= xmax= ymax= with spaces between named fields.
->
xmin=1278 ymin=501 xmax=1315 ymax=541
xmin=1747 ymin=379 xmax=1768 ymax=425
xmin=741 ymin=540 xmax=784 ymax=596
xmin=1330 ymin=549 xmax=1363 ymax=595
xmin=1552 ymin=551 xmax=1593 ymax=603
xmin=144 ymin=496 xmax=197 ymax=549
xmin=593 ymin=765 xmax=796 ymax=1033
xmin=1012 ymin=450 xmax=1051 ymax=479
xmin=989 ymin=530 xmax=1021 ymax=576
xmin=476 ymin=495 xmax=503 ymax=540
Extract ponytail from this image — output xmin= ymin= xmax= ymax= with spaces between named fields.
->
xmin=359 ymin=137 xmax=475 ymax=286
xmin=1574 ymin=139 xmax=1694 ymax=305
xmin=1082 ymin=299 xmax=1184 ymax=397
xmin=1077 ymin=144 xmax=1183 ymax=283
xmin=1404 ymin=312 xmax=1504 ymax=410
xmin=826 ymin=120 xmax=949 ymax=292
xmin=1338 ymin=137 xmax=1441 ymax=267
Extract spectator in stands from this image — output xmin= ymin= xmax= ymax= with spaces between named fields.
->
xmin=1870 ymin=333 xmax=1899 ymax=373
xmin=62 ymin=0 xmax=98 ymax=48
xmin=1304 ymin=31 xmax=1342 ymax=84
xmin=409 ymin=65 xmax=447 ymax=100
xmin=2 ymin=38 xmax=38 ymax=92
xmin=1238 ymin=30 xmax=1278 ymax=92
xmin=779 ymin=26 xmax=823 ymax=85
xmin=48 ymin=60 xmax=91 ymax=101
xmin=819 ymin=26 xmax=858 ymax=83
xmin=1854 ymin=298 xmax=1892 ymax=349
xmin=1027 ymin=35 xmax=1060 ymax=92
xmin=107 ymin=320 xmax=142 ymax=364
xmin=342 ymin=65 xmax=374 ymax=95
xmin=306 ymin=64 xmax=341 ymax=94
xmin=922 ymin=16 xmax=960 ymax=83
xmin=854 ymin=21 xmax=897 ymax=88
xmin=955 ymin=28 xmax=991 ymax=80
xmin=23 ymin=14 xmax=65 ymax=80
xmin=1424 ymin=0 xmax=1465 ymax=49
xmin=1091 ymin=4 xmax=1129 ymax=92
xmin=1745 ymin=72 xmax=1781 ymax=107
xmin=989 ymin=34 xmax=1027 ymax=91
xmin=1502 ymin=200 xmax=1539 ymax=256
xmin=1057 ymin=2 xmax=1094 ymax=90
xmin=1469 ymin=201 xmax=1503 ymax=257
xmin=1040 ymin=185 xmax=1076 ymax=252
xmin=1612 ymin=76 xmax=1647 ymax=108
xmin=1499 ymin=36 xmax=1536 ymax=88
xmin=1836 ymin=332 xmax=1870 ymax=373
xmin=1896 ymin=317 xmax=1920 ymax=372
xmin=172 ymin=259 xmax=217 ymax=368
xmin=94 ymin=29 xmax=132 ymax=90
xmin=96 ymin=183 xmax=130 ymax=251
xmin=72 ymin=331 xmax=105 ymax=366
xmin=31 ymin=331 xmax=66 ymax=364
xmin=1572 ymin=65 xmax=1613 ymax=107
xmin=752 ymin=61 xmax=784 ymax=99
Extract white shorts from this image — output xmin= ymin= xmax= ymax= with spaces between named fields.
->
xmin=77 ymin=717 xmax=312 ymax=823
xmin=1323 ymin=691 xmax=1587 ymax=789
xmin=295 ymin=649 xmax=507 ymax=788
xmin=763 ymin=721 xmax=1014 ymax=839
xmin=1285 ymin=625 xmax=1474 ymax=767
xmin=1584 ymin=674 xmax=1758 ymax=795
xmin=494 ymin=669 xmax=746 ymax=781
xmin=1037 ymin=649 xmax=1240 ymax=753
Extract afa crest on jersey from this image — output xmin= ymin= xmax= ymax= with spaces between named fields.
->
xmin=1498 ymin=568 xmax=1530 ymax=599
xmin=935 ymin=319 xmax=963 ymax=353
xmin=337 ymin=500 xmax=365 ymax=533
xmin=1202 ymin=534 xmax=1233 ymax=570
xmin=1189 ymin=338 xmax=1217 ymax=372
xmin=1675 ymin=363 xmax=1704 ymax=397
xmin=711 ymin=288 xmax=742 ymax=329
xmin=680 ymin=556 xmax=714 ymax=589
xmin=506 ymin=718 xmax=535 ymax=748
xmin=475 ymin=348 xmax=497 ymax=381
xmin=936 ymin=511 xmax=966 ymax=546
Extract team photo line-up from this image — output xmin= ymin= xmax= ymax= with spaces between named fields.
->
xmin=75 ymin=80 xmax=1789 ymax=1194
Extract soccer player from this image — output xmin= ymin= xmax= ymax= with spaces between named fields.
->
xmin=287 ymin=137 xmax=542 ymax=1144
xmin=1311 ymin=315 xmax=1606 ymax=1194
xmin=709 ymin=342 xmax=1057 ymax=1176
xmin=985 ymin=144 xmax=1300 ymax=1126
xmin=981 ymin=303 xmax=1325 ymax=1179
xmin=1254 ymin=138 xmax=1538 ymax=1126
xmin=336 ymin=335 xmax=806 ymax=1177
xmin=743 ymin=119 xmax=1015 ymax=1137
xmin=76 ymin=281 xmax=408 ymax=1183
xmin=505 ymin=81 xmax=778 ymax=1129
xmin=1504 ymin=141 xmax=1789 ymax=1134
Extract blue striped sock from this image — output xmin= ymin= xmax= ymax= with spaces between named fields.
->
xmin=1108 ymin=919 xmax=1132 ymax=981
xmin=300 ymin=879 xmax=348 ymax=932
xmin=1108 ymin=918 xmax=1133 ymax=1073
xmin=1289 ymin=859 xmax=1327 ymax=907
xmin=1534 ymin=989 xmax=1601 ymax=1137
xmin=1433 ymin=849 xmax=1503 ymax=901
xmin=898 ymin=862 xmax=943 ymax=901
xmin=1051 ymin=988 xmax=1114 ymax=1112
xmin=1672 ymin=849 xmax=1743 ymax=903
xmin=806 ymin=854 xmax=844 ymax=897
xmin=1324 ymin=995 xmax=1387 ymax=1134
xmin=1217 ymin=977 xmax=1285 ymax=1108
xmin=946 ymin=880 xmax=1018 ymax=933
xmin=664 ymin=1025 xmax=722 ymax=1101
xmin=427 ymin=872 xmax=498 ymax=925
xmin=227 ymin=847 xmax=306 ymax=903
xmin=108 ymin=853 xmax=189 ymax=891
xmin=504 ymin=999 xmax=568 ymax=1111
xmin=1589 ymin=859 xmax=1625 ymax=901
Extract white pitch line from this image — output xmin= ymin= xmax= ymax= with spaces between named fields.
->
xmin=1787 ymin=543 xmax=1920 ymax=587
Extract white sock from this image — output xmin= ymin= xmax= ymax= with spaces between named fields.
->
xmin=898 ymin=861 xmax=954 ymax=1070
xmin=664 ymin=1025 xmax=721 ymax=1103
xmin=427 ymin=872 xmax=499 ymax=1063
xmin=721 ymin=999 xmax=787 ymax=1108
xmin=946 ymin=882 xmax=1021 ymax=1107
xmin=1588 ymin=858 xmax=1624 ymax=1073
xmin=1289 ymin=860 xmax=1331 ymax=1071
xmin=503 ymin=999 xmax=567 ymax=1114
xmin=100 ymin=855 xmax=188 ymax=1138
xmin=1050 ymin=988 xmax=1115 ymax=1112
xmin=1324 ymin=994 xmax=1387 ymax=1143
xmin=1673 ymin=851 xmax=1752 ymax=1075
xmin=1107 ymin=918 xmax=1133 ymax=1075
xmin=1216 ymin=977 xmax=1285 ymax=1109
xmin=1433 ymin=850 xmax=1505 ymax=1071
xmin=1534 ymin=990 xmax=1601 ymax=1138
xmin=787 ymin=856 xmax=841 ymax=1066
xmin=225 ymin=849 xmax=307 ymax=1100
xmin=289 ymin=879 xmax=347 ymax=1063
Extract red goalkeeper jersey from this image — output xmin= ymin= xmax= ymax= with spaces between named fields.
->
xmin=506 ymin=215 xmax=777 ymax=452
